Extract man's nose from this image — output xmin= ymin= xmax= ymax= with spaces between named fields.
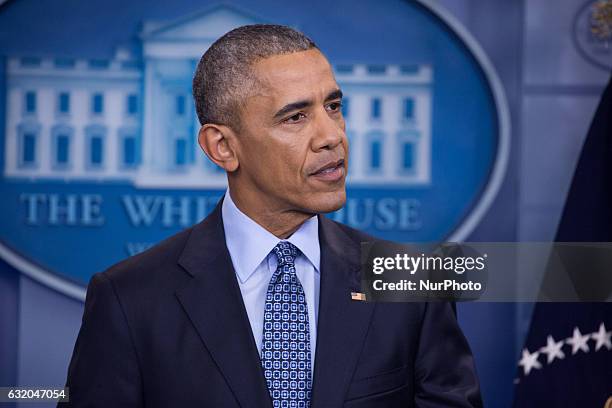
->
xmin=311 ymin=109 xmax=344 ymax=151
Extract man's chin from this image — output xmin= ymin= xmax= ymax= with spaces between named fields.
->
xmin=305 ymin=190 xmax=347 ymax=214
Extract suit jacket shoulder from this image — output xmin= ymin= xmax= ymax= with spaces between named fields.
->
xmin=100 ymin=197 xmax=226 ymax=301
xmin=102 ymin=226 xmax=193 ymax=293
xmin=319 ymin=214 xmax=378 ymax=244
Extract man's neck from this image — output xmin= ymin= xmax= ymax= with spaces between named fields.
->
xmin=228 ymin=188 xmax=312 ymax=239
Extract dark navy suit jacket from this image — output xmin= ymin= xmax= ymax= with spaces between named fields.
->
xmin=61 ymin=200 xmax=483 ymax=407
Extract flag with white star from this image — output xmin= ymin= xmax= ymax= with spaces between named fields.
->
xmin=513 ymin=304 xmax=612 ymax=407
xmin=514 ymin=76 xmax=612 ymax=407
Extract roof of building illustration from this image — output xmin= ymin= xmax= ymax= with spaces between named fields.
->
xmin=139 ymin=4 xmax=264 ymax=41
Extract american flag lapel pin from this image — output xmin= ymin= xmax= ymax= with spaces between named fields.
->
xmin=351 ymin=292 xmax=367 ymax=301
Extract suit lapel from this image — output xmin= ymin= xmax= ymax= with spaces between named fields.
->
xmin=175 ymin=201 xmax=272 ymax=408
xmin=311 ymin=216 xmax=376 ymax=407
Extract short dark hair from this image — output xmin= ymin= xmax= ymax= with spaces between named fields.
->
xmin=192 ymin=24 xmax=317 ymax=128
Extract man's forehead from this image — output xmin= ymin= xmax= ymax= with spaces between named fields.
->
xmin=254 ymin=49 xmax=329 ymax=74
xmin=250 ymin=49 xmax=337 ymax=99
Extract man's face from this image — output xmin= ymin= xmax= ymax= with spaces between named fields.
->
xmin=232 ymin=48 xmax=348 ymax=215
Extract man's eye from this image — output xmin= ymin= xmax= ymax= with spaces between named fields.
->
xmin=285 ymin=112 xmax=306 ymax=123
xmin=327 ymin=101 xmax=342 ymax=112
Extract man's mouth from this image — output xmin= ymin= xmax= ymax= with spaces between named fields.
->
xmin=309 ymin=159 xmax=345 ymax=182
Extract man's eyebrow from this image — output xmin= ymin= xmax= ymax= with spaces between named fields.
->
xmin=324 ymin=89 xmax=343 ymax=102
xmin=273 ymin=99 xmax=313 ymax=120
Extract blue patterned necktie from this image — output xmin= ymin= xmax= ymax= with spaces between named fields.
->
xmin=261 ymin=241 xmax=312 ymax=408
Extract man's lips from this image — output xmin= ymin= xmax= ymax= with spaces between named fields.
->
xmin=309 ymin=159 xmax=345 ymax=181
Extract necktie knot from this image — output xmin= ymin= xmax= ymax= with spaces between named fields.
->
xmin=272 ymin=241 xmax=299 ymax=267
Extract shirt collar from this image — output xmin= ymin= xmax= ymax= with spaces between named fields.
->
xmin=221 ymin=190 xmax=320 ymax=283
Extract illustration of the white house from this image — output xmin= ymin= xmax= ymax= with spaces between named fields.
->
xmin=3 ymin=5 xmax=432 ymax=188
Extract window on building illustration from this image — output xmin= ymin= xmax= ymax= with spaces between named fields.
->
xmin=121 ymin=60 xmax=139 ymax=70
xmin=371 ymin=98 xmax=381 ymax=119
xmin=25 ymin=91 xmax=36 ymax=113
xmin=21 ymin=57 xmax=41 ymax=67
xmin=367 ymin=65 xmax=386 ymax=75
xmin=89 ymin=59 xmax=109 ymax=69
xmin=54 ymin=58 xmax=75 ymax=69
xmin=22 ymin=132 xmax=36 ymax=165
xmin=122 ymin=136 xmax=137 ymax=166
xmin=370 ymin=139 xmax=382 ymax=170
xmin=403 ymin=98 xmax=415 ymax=120
xmin=335 ymin=65 xmax=353 ymax=74
xmin=127 ymin=94 xmax=138 ymax=115
xmin=341 ymin=97 xmax=349 ymax=118
xmin=92 ymin=93 xmax=104 ymax=114
xmin=89 ymin=136 xmax=104 ymax=166
xmin=176 ymin=95 xmax=186 ymax=116
xmin=400 ymin=65 xmax=419 ymax=75
xmin=397 ymin=130 xmax=419 ymax=173
xmin=175 ymin=138 xmax=187 ymax=166
xmin=59 ymin=92 xmax=70 ymax=114
xmin=55 ymin=134 xmax=70 ymax=165
xmin=402 ymin=141 xmax=414 ymax=171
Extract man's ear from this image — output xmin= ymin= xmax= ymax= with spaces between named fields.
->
xmin=198 ymin=124 xmax=239 ymax=172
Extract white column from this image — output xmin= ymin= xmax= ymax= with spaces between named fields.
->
xmin=140 ymin=62 xmax=156 ymax=174
xmin=37 ymin=88 xmax=53 ymax=175
xmin=416 ymin=90 xmax=432 ymax=184
xmin=4 ymin=88 xmax=20 ymax=176
xmin=383 ymin=93 xmax=399 ymax=180
xmin=104 ymin=89 xmax=121 ymax=176
xmin=351 ymin=92 xmax=368 ymax=180
xmin=71 ymin=89 xmax=87 ymax=176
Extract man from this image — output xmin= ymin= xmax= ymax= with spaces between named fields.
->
xmin=62 ymin=24 xmax=482 ymax=407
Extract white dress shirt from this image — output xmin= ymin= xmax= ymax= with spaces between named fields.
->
xmin=221 ymin=190 xmax=321 ymax=369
